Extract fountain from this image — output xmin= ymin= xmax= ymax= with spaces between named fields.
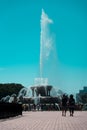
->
xmin=17 ymin=9 xmax=61 ymax=110
xmin=0 ymin=9 xmax=63 ymax=112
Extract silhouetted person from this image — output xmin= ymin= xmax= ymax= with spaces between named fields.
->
xmin=33 ymin=104 xmax=36 ymax=111
xmin=69 ymin=94 xmax=75 ymax=116
xmin=61 ymin=94 xmax=68 ymax=116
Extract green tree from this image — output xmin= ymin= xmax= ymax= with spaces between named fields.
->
xmin=0 ymin=83 xmax=24 ymax=99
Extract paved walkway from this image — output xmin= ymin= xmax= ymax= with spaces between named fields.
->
xmin=0 ymin=111 xmax=87 ymax=130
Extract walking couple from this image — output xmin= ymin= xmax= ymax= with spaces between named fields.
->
xmin=62 ymin=94 xmax=75 ymax=116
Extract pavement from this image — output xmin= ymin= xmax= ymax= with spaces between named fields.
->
xmin=0 ymin=111 xmax=87 ymax=130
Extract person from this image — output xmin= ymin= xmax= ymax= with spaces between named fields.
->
xmin=61 ymin=94 xmax=68 ymax=116
xmin=68 ymin=94 xmax=75 ymax=116
xmin=33 ymin=104 xmax=36 ymax=111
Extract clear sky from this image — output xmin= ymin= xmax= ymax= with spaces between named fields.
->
xmin=0 ymin=0 xmax=87 ymax=94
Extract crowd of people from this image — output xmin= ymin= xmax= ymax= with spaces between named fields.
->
xmin=61 ymin=94 xmax=75 ymax=116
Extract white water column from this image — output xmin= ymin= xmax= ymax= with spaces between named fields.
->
xmin=40 ymin=9 xmax=53 ymax=80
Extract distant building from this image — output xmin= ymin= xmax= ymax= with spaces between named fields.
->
xmin=76 ymin=86 xmax=87 ymax=103
xmin=79 ymin=86 xmax=87 ymax=94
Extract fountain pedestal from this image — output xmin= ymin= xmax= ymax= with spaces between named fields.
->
xmin=31 ymin=85 xmax=52 ymax=97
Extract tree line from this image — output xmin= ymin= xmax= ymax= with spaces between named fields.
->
xmin=0 ymin=83 xmax=24 ymax=99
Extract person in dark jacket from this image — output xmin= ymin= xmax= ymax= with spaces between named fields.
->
xmin=69 ymin=94 xmax=75 ymax=116
xmin=61 ymin=94 xmax=68 ymax=116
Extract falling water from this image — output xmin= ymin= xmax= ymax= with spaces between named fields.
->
xmin=40 ymin=9 xmax=53 ymax=80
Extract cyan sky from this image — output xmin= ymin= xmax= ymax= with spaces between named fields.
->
xmin=0 ymin=0 xmax=87 ymax=94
